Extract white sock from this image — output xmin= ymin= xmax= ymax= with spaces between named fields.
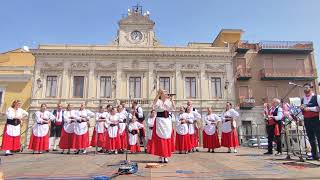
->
xmin=5 ymin=150 xmax=11 ymax=154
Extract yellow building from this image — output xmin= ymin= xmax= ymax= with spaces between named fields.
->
xmin=0 ymin=48 xmax=34 ymax=145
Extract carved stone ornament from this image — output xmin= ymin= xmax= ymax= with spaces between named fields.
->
xmin=42 ymin=62 xmax=63 ymax=68
xmin=96 ymin=62 xmax=117 ymax=70
xmin=181 ymin=64 xmax=200 ymax=70
xmin=71 ymin=62 xmax=89 ymax=69
xmin=154 ymin=63 xmax=176 ymax=70
xmin=205 ymin=64 xmax=226 ymax=72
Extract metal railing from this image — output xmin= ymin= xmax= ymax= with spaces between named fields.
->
xmin=260 ymin=68 xmax=316 ymax=78
xmin=236 ymin=68 xmax=252 ymax=78
xmin=259 ymin=41 xmax=313 ymax=50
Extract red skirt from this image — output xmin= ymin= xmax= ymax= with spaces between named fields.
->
xmin=194 ymin=127 xmax=199 ymax=147
xmin=59 ymin=128 xmax=75 ymax=149
xmin=203 ymin=131 xmax=220 ymax=149
xmin=189 ymin=134 xmax=196 ymax=148
xmin=105 ymin=132 xmax=121 ymax=150
xmin=221 ymin=129 xmax=239 ymax=148
xmin=128 ymin=144 xmax=140 ymax=153
xmin=147 ymin=119 xmax=174 ymax=158
xmin=73 ymin=132 xmax=89 ymax=149
xmin=1 ymin=125 xmax=21 ymax=151
xmin=119 ymin=132 xmax=128 ymax=150
xmin=28 ymin=133 xmax=49 ymax=151
xmin=175 ymin=133 xmax=191 ymax=151
xmin=90 ymin=129 xmax=106 ymax=147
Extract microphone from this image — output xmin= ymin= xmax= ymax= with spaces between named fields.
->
xmin=288 ymin=82 xmax=303 ymax=87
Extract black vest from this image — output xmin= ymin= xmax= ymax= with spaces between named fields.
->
xmin=53 ymin=110 xmax=64 ymax=122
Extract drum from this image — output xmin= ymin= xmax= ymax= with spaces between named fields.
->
xmin=221 ymin=121 xmax=232 ymax=133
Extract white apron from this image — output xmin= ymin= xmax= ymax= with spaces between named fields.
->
xmin=33 ymin=124 xmax=49 ymax=137
xmin=6 ymin=124 xmax=20 ymax=137
xmin=156 ymin=117 xmax=172 ymax=139
xmin=204 ymin=124 xmax=216 ymax=135
xmin=108 ymin=115 xmax=119 ymax=138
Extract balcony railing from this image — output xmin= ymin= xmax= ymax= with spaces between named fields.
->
xmin=239 ymin=97 xmax=255 ymax=110
xmin=260 ymin=68 xmax=316 ymax=80
xmin=258 ymin=41 xmax=313 ymax=54
xmin=235 ymin=41 xmax=256 ymax=53
xmin=236 ymin=68 xmax=252 ymax=80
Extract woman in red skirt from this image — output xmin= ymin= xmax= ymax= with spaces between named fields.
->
xmin=148 ymin=89 xmax=175 ymax=163
xmin=221 ymin=102 xmax=240 ymax=153
xmin=203 ymin=107 xmax=221 ymax=153
xmin=128 ymin=116 xmax=144 ymax=153
xmin=91 ymin=105 xmax=108 ymax=153
xmin=117 ymin=104 xmax=130 ymax=153
xmin=1 ymin=100 xmax=28 ymax=156
xmin=175 ymin=106 xmax=191 ymax=154
xmin=105 ymin=107 xmax=121 ymax=154
xmin=74 ymin=103 xmax=95 ymax=154
xmin=59 ymin=104 xmax=76 ymax=154
xmin=146 ymin=110 xmax=156 ymax=152
xmin=29 ymin=103 xmax=55 ymax=154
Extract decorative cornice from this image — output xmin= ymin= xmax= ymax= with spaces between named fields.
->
xmin=205 ymin=64 xmax=226 ymax=72
xmin=31 ymin=49 xmax=234 ymax=59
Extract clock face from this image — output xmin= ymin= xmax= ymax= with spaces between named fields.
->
xmin=130 ymin=31 xmax=143 ymax=42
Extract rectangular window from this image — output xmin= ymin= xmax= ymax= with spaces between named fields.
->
xmin=100 ymin=76 xmax=112 ymax=98
xmin=159 ymin=77 xmax=170 ymax=93
xmin=185 ymin=77 xmax=196 ymax=98
xmin=73 ymin=76 xmax=84 ymax=98
xmin=129 ymin=77 xmax=141 ymax=98
xmin=239 ymin=86 xmax=249 ymax=98
xmin=46 ymin=76 xmax=57 ymax=97
xmin=211 ymin=77 xmax=222 ymax=98
xmin=267 ymin=86 xmax=277 ymax=102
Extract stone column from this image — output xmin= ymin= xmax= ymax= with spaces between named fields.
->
xmin=87 ymin=62 xmax=95 ymax=105
xmin=61 ymin=62 xmax=70 ymax=101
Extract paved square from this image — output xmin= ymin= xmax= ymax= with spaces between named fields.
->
xmin=1 ymin=147 xmax=320 ymax=179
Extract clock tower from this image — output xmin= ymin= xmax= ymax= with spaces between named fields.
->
xmin=116 ymin=5 xmax=160 ymax=47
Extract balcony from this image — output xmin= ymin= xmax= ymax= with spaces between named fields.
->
xmin=258 ymin=41 xmax=313 ymax=54
xmin=236 ymin=68 xmax=252 ymax=80
xmin=235 ymin=41 xmax=256 ymax=53
xmin=239 ymin=97 xmax=255 ymax=110
xmin=260 ymin=68 xmax=316 ymax=80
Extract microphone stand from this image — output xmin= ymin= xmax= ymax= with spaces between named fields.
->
xmin=280 ymin=84 xmax=298 ymax=160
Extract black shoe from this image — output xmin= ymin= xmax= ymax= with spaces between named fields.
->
xmin=75 ymin=150 xmax=80 ymax=154
xmin=5 ymin=153 xmax=13 ymax=156
xmin=60 ymin=152 xmax=64 ymax=154
xmin=52 ymin=149 xmax=58 ymax=152
xmin=264 ymin=152 xmax=273 ymax=155
xmin=307 ymin=157 xmax=319 ymax=161
xmin=195 ymin=149 xmax=199 ymax=152
xmin=275 ymin=152 xmax=282 ymax=156
xmin=211 ymin=149 xmax=215 ymax=153
xmin=207 ymin=149 xmax=210 ymax=152
xmin=98 ymin=149 xmax=104 ymax=153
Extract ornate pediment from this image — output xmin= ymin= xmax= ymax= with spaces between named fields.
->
xmin=96 ymin=62 xmax=117 ymax=70
xmin=154 ymin=63 xmax=176 ymax=70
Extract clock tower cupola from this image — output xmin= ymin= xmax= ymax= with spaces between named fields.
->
xmin=116 ymin=5 xmax=160 ymax=47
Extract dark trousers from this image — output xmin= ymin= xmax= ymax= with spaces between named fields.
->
xmin=304 ymin=117 xmax=320 ymax=159
xmin=267 ymin=123 xmax=282 ymax=153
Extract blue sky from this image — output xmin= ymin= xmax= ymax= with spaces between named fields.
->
xmin=0 ymin=0 xmax=319 ymax=74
